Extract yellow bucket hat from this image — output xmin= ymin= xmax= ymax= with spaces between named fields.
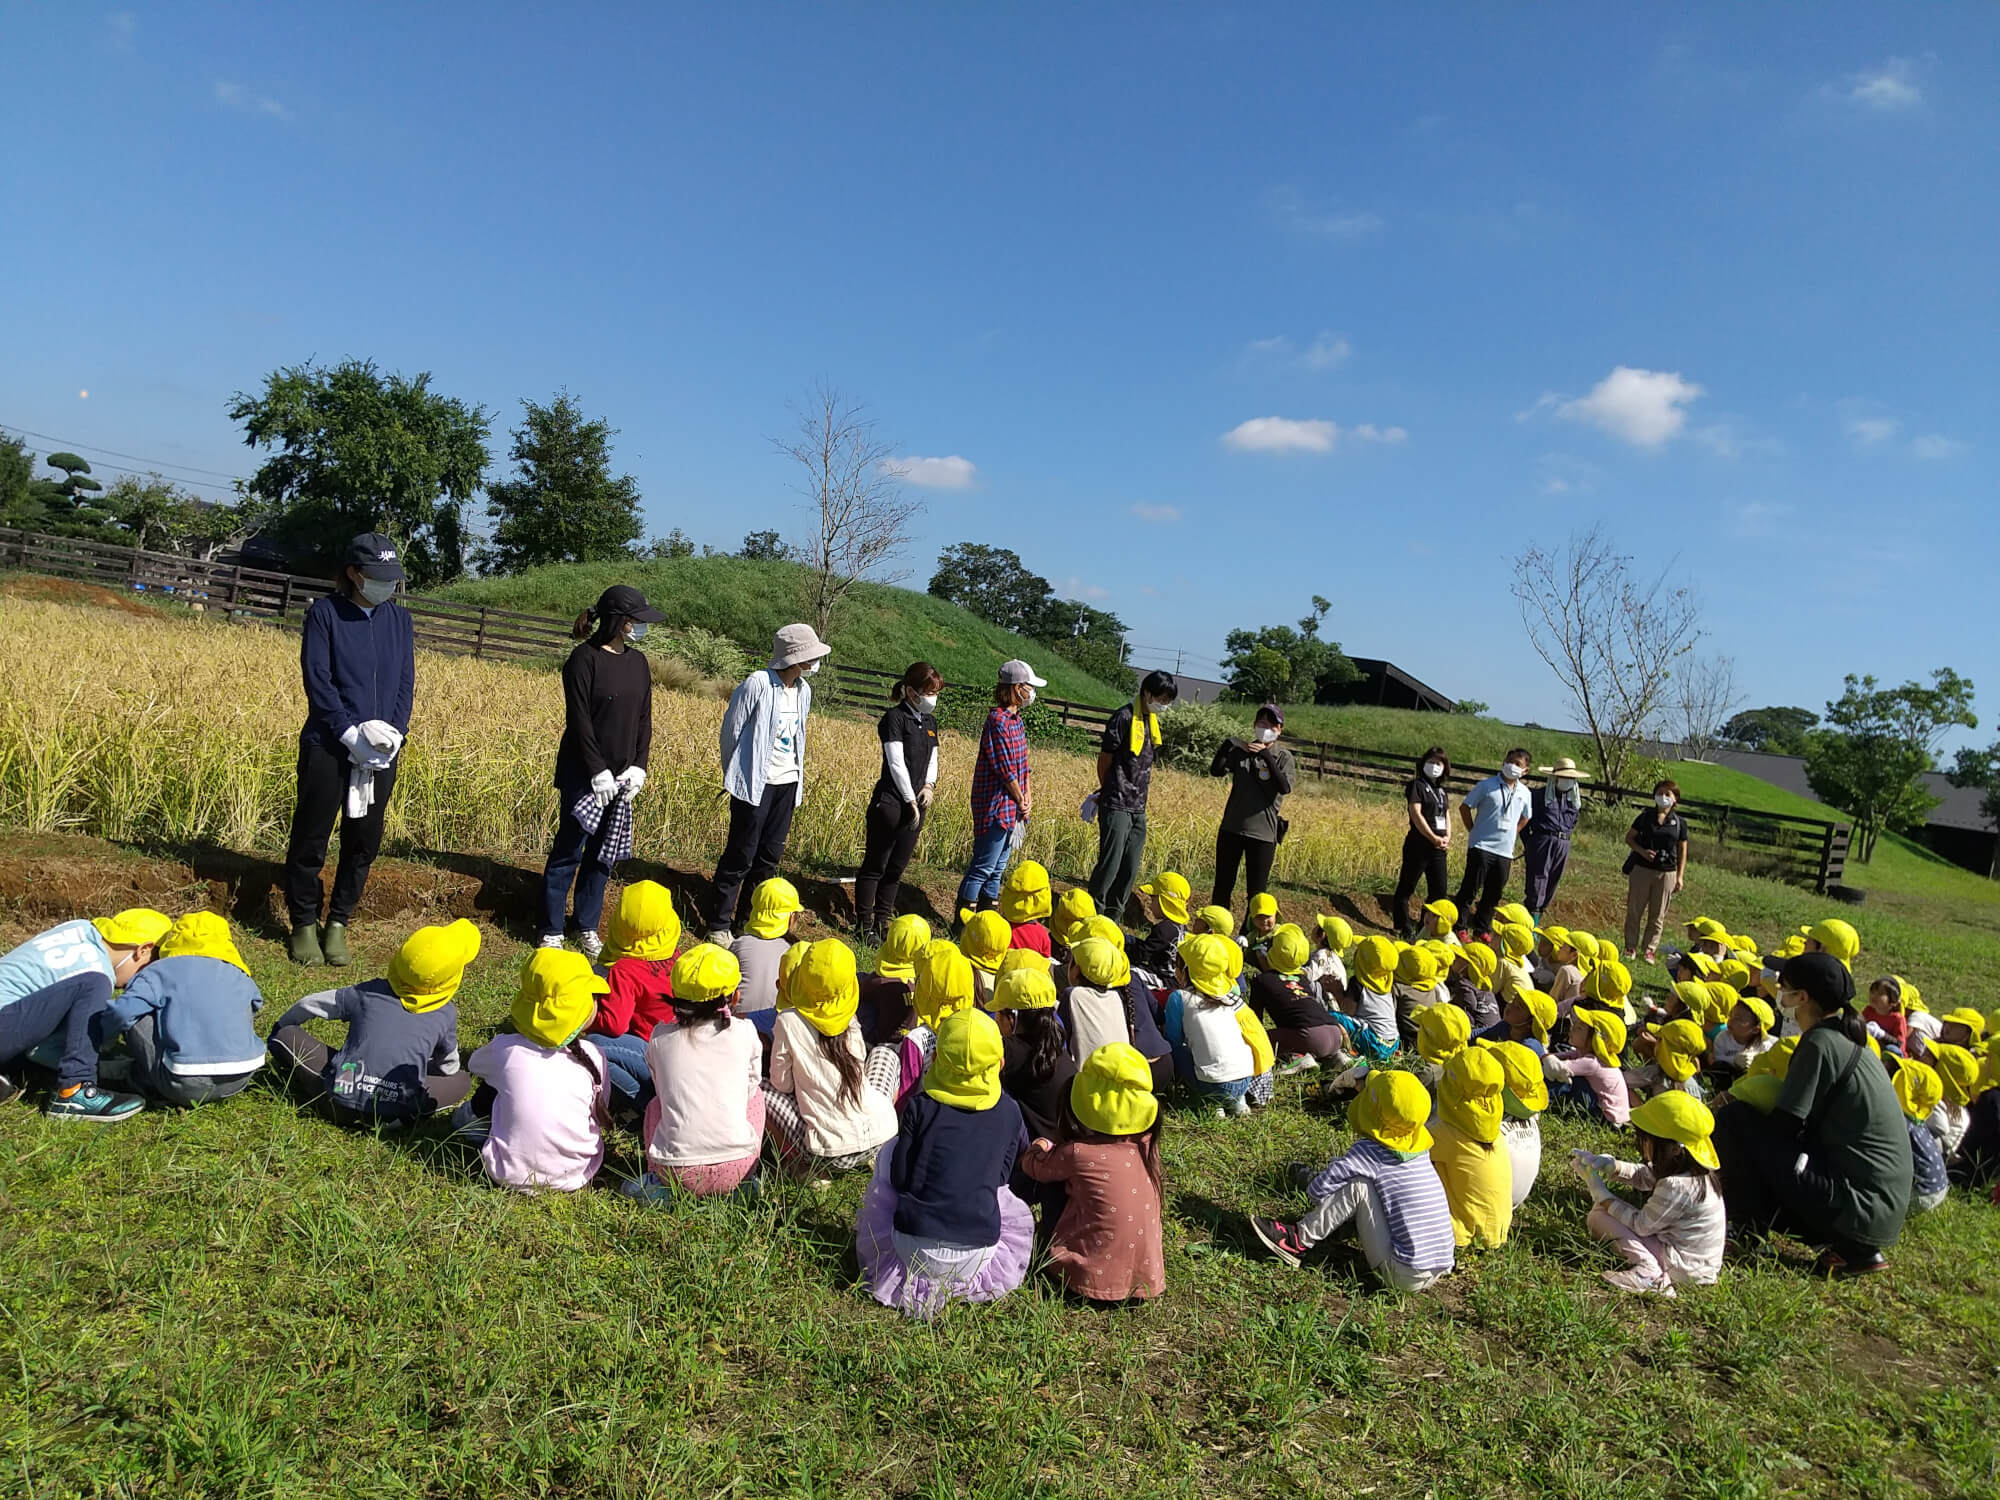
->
xmin=157 ymin=911 xmax=249 ymax=975
xmin=1138 ymin=872 xmax=1192 ymax=926
xmin=1732 ymin=993 xmax=1776 ymax=1034
xmin=776 ymin=940 xmax=811 ymax=1010
xmin=1069 ymin=937 xmax=1131 ymax=991
xmin=1680 ymin=951 xmax=1721 ymax=979
xmin=792 ymin=939 xmax=861 ymax=1037
xmin=1178 ymin=932 xmax=1242 ymax=998
xmin=1685 ymin=916 xmax=1728 ymax=943
xmin=998 ymin=861 xmax=1053 ymax=925
xmin=671 ymin=943 xmax=742 ymax=1005
xmin=924 ymin=1009 xmax=1004 ymax=1110
xmin=1942 ymin=1007 xmax=1989 ymax=1042
xmin=1316 ymin=914 xmax=1355 ymax=953
xmin=991 ymin=964 xmax=1058 ymax=1012
xmin=1704 ymin=981 xmax=1743 ymax=1025
xmin=388 ymin=919 xmax=482 ymax=1013
xmin=1574 ymin=1006 xmax=1627 ymax=1069
xmin=1900 ymin=977 xmax=1926 ymax=1014
xmin=1542 ymin=924 xmax=1572 ymax=951
xmin=1630 ymin=1090 xmax=1719 ymax=1170
xmin=1421 ymin=897 xmax=1459 ymax=928
xmin=1494 ymin=902 xmax=1533 ymax=929
xmin=1570 ymin=931 xmax=1602 ymax=965
xmin=1495 ymin=923 xmax=1535 ymax=960
xmin=1931 ymin=1043 xmax=1979 ymax=1107
xmin=1586 ymin=958 xmax=1632 ymax=1006
xmin=1807 ymin=918 xmax=1860 ymax=969
xmin=912 ymin=940 xmax=977 ymax=1029
xmin=1416 ymin=1003 xmax=1471 ymax=1066
xmin=1746 ymin=1034 xmax=1798 ymax=1080
xmin=1266 ymin=924 xmax=1311 ymax=977
xmin=745 ymin=878 xmax=803 ymax=940
xmin=604 ymin=880 xmax=681 ymax=963
xmin=1195 ymin=905 xmax=1237 ymax=939
xmin=1082 ymin=915 xmax=1127 ymax=952
xmin=1052 ymin=889 xmax=1097 ymax=949
xmin=1457 ymin=941 xmax=1498 ymax=989
xmin=1071 ymin=1042 xmax=1159 ymax=1136
xmin=1352 ymin=936 xmax=1398 ymax=992
xmin=1516 ymin=987 xmax=1557 ymax=1046
xmin=1247 ymin=892 xmax=1279 ymax=922
xmin=1718 ymin=960 xmax=1752 ymax=992
xmin=1439 ymin=1046 xmax=1506 ymax=1144
xmin=958 ymin=910 xmax=1013 ymax=973
xmin=1893 ymin=1058 xmax=1943 ymax=1122
xmin=1479 ymin=1038 xmax=1549 ymax=1115
xmin=1671 ymin=980 xmax=1711 ymax=1020
xmin=93 ymin=908 xmax=174 ymax=949
xmin=1396 ymin=945 xmax=1441 ymax=991
xmin=875 ymin=914 xmax=932 ymax=982
xmin=1771 ymin=933 xmax=1807 ymax=960
xmin=512 ymin=948 xmax=609 ymax=1048
xmin=1653 ymin=1018 xmax=1707 ymax=1082
xmin=1349 ymin=1069 xmax=1434 ymax=1155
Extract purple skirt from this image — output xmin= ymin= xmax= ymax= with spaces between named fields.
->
xmin=856 ymin=1143 xmax=1034 ymax=1319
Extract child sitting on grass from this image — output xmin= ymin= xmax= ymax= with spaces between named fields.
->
xmin=1862 ymin=977 xmax=1909 ymax=1053
xmin=1019 ymin=1041 xmax=1167 ymax=1303
xmin=958 ymin=910 xmax=1012 ymax=1009
xmin=1476 ymin=986 xmax=1555 ymax=1057
xmin=897 ymin=940 xmax=978 ymax=1097
xmin=635 ymin=944 xmax=765 ymax=1199
xmin=0 ymin=907 xmax=170 ymax=1122
xmin=1710 ymin=994 xmax=1777 ymax=1078
xmin=1305 ymin=914 xmax=1352 ymax=1000
xmin=1926 ymin=1044 xmax=1979 ymax=1158
xmin=1544 ymin=1007 xmax=1631 ymax=1125
xmin=1414 ymin=1002 xmax=1471 ymax=1090
xmin=1163 ymin=934 xmax=1269 ymax=1116
xmin=1050 ymin=889 xmax=1097 ymax=964
xmin=588 ymin=880 xmax=682 ymax=1118
xmin=1891 ymin=1057 xmax=1950 ymax=1214
xmin=1193 ymin=905 xmax=1236 ymax=940
xmin=1541 ymin=928 xmax=1584 ymax=1010
xmin=100 ymin=911 xmax=266 ymax=1107
xmin=1419 ymin=898 xmax=1462 ymax=946
xmin=1447 ymin=941 xmax=1502 ymax=1033
xmin=466 ymin=949 xmax=612 ymax=1193
xmin=1250 ymin=924 xmax=1345 ymax=1074
xmin=1251 ymin=1069 xmax=1456 ymax=1291
xmin=1336 ymin=936 xmax=1402 ymax=1064
xmin=1627 ymin=1018 xmax=1707 ymax=1102
xmin=269 ymin=919 xmax=479 ymax=1126
xmin=1241 ymin=892 xmax=1281 ymax=971
xmin=857 ymin=1008 xmax=1033 ymax=1319
xmin=762 ymin=940 xmax=900 ymax=1177
xmin=1572 ymin=1092 xmax=1725 ymax=1296
xmin=1431 ymin=1047 xmax=1513 ymax=1249
xmin=1492 ymin=924 xmax=1535 ymax=1006
xmin=732 ymin=877 xmax=802 ymax=1023
xmin=1482 ymin=1038 xmax=1549 ymax=1207
xmin=991 ymin=963 xmax=1074 ymax=1142
xmin=1062 ymin=932 xmax=1175 ymax=1094
xmin=998 ymin=861 xmax=1054 ymax=959
xmin=859 ymin=914 xmax=931 ymax=1047
xmin=1132 ymin=872 xmax=1192 ymax=979
xmin=1392 ymin=945 xmax=1448 ymax=1047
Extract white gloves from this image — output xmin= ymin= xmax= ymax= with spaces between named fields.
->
xmin=617 ymin=766 xmax=647 ymax=797
xmin=1570 ymin=1150 xmax=1614 ymax=1203
xmin=590 ymin=769 xmax=619 ymax=806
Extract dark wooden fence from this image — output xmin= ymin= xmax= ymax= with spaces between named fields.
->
xmin=1 ymin=527 xmax=1849 ymax=891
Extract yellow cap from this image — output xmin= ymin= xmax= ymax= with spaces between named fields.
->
xmin=1574 ymin=1006 xmax=1627 ymax=1069
xmin=1349 ymin=1069 xmax=1434 ymax=1154
xmin=793 ymin=940 xmax=861 ymax=1037
xmin=1439 ymin=1046 xmax=1506 ymax=1144
xmin=991 ymin=964 xmax=1058 ymax=1012
xmin=1931 ymin=1043 xmax=1979 ymax=1106
xmin=93 ymin=908 xmax=174 ymax=949
xmin=388 ymin=919 xmax=482 ymax=1013
xmin=670 ymin=943 xmax=742 ymax=1005
xmin=1893 ymin=1058 xmax=1943 ymax=1122
xmin=1630 ymin=1091 xmax=1719 ymax=1170
xmin=1315 ymin=914 xmax=1354 ymax=953
xmin=1542 ymin=924 xmax=1572 ymax=950
xmin=1746 ymin=1034 xmax=1799 ymax=1080
xmin=1685 ymin=916 xmax=1729 ymax=942
xmin=744 ymin=877 xmax=803 ymax=940
xmin=1729 ymin=1074 xmax=1785 ymax=1113
xmin=1178 ymin=932 xmax=1243 ymax=998
xmin=604 ymin=880 xmax=681 ymax=963
xmin=1266 ymin=924 xmax=1311 ymax=977
xmin=1586 ymin=958 xmax=1632 ymax=1005
xmin=958 ymin=910 xmax=1012 ymax=972
xmin=1516 ymin=988 xmax=1557 ymax=1046
xmin=1733 ymin=993 xmax=1776 ymax=1034
xmin=1718 ymin=960 xmax=1752 ymax=991
xmin=156 ymin=911 xmax=249 ymax=975
xmin=1900 ymin=976 xmax=1926 ymax=1013
xmin=1672 ymin=980 xmax=1712 ymax=1021
xmin=1479 ymin=1037 xmax=1549 ymax=1114
xmin=1352 ymin=936 xmax=1398 ymax=992
xmin=912 ymin=940 xmax=977 ymax=1029
xmin=1457 ymin=941 xmax=1498 ymax=988
xmin=924 ymin=1009 xmax=1004 ymax=1110
xmin=1942 ymin=1008 xmax=1988 ymax=1042
xmin=1071 ymin=1042 xmax=1159 ymax=1136
xmin=1068 ymin=937 xmax=1130 ymax=991
xmin=1570 ymin=931 xmax=1602 ymax=964
xmin=1396 ymin=945 xmax=1441 ymax=991
xmin=511 ymin=948 xmax=609 ymax=1048
xmin=1653 ymin=1018 xmax=1706 ymax=1082
xmin=776 ymin=940 xmax=812 ymax=1010
xmin=1681 ymin=952 xmax=1721 ymax=978
xmin=1195 ymin=905 xmax=1237 ymax=939
xmin=1807 ymin=917 xmax=1860 ymax=969
xmin=1247 ymin=892 xmax=1279 ymax=921
xmin=1495 ymin=924 xmax=1535 ymax=960
xmin=1772 ymin=934 xmax=1807 ymax=960
xmin=1704 ymin=981 xmax=1743 ymax=1026
xmin=1415 ymin=1003 xmax=1471 ymax=1066
xmin=1052 ymin=889 xmax=1097 ymax=948
xmin=1138 ymin=872 xmax=1192 ymax=925
xmin=874 ymin=915 xmax=932 ymax=983
xmin=1082 ymin=915 xmax=1127 ymax=952
xmin=1494 ymin=902 xmax=1533 ymax=929
xmin=998 ymin=860 xmax=1053 ymax=925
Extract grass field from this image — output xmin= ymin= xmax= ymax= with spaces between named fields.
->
xmin=5 ymin=590 xmax=2000 ymax=1497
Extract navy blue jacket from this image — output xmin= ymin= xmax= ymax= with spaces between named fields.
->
xmin=299 ymin=594 xmax=416 ymax=750
xmin=890 ymin=1091 xmax=1025 ymax=1244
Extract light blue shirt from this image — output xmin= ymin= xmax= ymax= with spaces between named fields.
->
xmin=719 ymin=669 xmax=813 ymax=805
xmin=0 ymin=920 xmax=114 ymax=1012
xmin=1463 ymin=773 xmax=1533 ymax=857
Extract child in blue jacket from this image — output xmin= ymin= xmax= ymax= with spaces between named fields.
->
xmin=102 ymin=912 xmax=266 ymax=1106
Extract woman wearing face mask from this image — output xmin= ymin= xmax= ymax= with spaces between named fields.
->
xmin=1711 ymin=952 xmax=1912 ymax=1276
xmin=1208 ymin=705 xmax=1295 ymax=912
xmin=1622 ymin=779 xmax=1689 ymax=964
xmin=956 ymin=659 xmax=1045 ymax=916
xmin=1453 ymin=748 xmax=1534 ymax=938
xmin=1086 ymin=670 xmax=1179 ymax=923
xmin=1389 ymin=746 xmax=1454 ymax=941
xmin=284 ymin=533 xmax=418 ymax=969
xmin=1522 ymin=758 xmax=1585 ymax=921
xmin=853 ymin=662 xmax=944 ymax=940
xmin=540 ymin=585 xmax=667 ymax=956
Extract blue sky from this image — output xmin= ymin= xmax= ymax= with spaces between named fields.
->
xmin=3 ymin=4 xmax=1994 ymax=742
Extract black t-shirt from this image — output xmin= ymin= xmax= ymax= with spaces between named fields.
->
xmin=873 ymin=701 xmax=939 ymax=801
xmin=1628 ymin=809 xmax=1689 ymax=866
xmin=1250 ymin=970 xmax=1333 ymax=1033
xmin=1404 ymin=775 xmax=1451 ymax=842
xmin=554 ymin=641 xmax=654 ymax=789
xmin=1097 ymin=705 xmax=1157 ymax=814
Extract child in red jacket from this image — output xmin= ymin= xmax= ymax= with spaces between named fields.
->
xmin=587 ymin=880 xmax=682 ymax=1119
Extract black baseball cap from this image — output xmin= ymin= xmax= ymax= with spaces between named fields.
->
xmin=593 ymin=584 xmax=666 ymax=623
xmin=345 ymin=533 xmax=406 ymax=582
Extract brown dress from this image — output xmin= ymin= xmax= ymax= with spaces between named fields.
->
xmin=1020 ymin=1138 xmax=1165 ymax=1301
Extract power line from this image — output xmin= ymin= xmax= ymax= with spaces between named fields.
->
xmin=0 ymin=423 xmax=251 ymax=486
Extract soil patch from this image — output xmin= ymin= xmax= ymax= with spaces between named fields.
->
xmin=0 ymin=573 xmax=167 ymax=618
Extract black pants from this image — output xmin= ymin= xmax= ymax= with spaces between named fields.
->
xmin=1452 ymin=848 xmax=1511 ymax=936
xmin=1211 ymin=829 xmax=1276 ymax=910
xmin=711 ymin=781 xmax=800 ymax=931
xmin=267 ymin=1025 xmax=471 ymax=1123
xmin=1712 ymin=1101 xmax=1891 ymax=1260
xmin=1392 ymin=833 xmax=1448 ymax=934
xmin=0 ymin=972 xmax=112 ymax=1088
xmin=285 ymin=737 xmax=398 ymax=928
xmin=854 ymin=788 xmax=921 ymax=929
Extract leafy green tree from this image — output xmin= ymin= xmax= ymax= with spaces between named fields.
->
xmin=1449 ymin=698 xmax=1490 ymax=716
xmin=227 ymin=359 xmax=491 ymax=588
xmin=104 ymin=474 xmax=268 ymax=559
xmin=928 ymin=542 xmax=1056 ymax=635
xmin=0 ymin=432 xmax=37 ymax=527
xmin=639 ymin=528 xmax=696 ymax=561
xmin=1804 ymin=669 xmax=1977 ymax=861
xmin=30 ymin=451 xmax=119 ymax=538
xmin=1723 ymin=705 xmax=1820 ymax=756
xmin=479 ymin=392 xmax=643 ymax=574
xmin=1220 ymin=597 xmax=1358 ymax=704
xmin=739 ymin=529 xmax=789 ymax=561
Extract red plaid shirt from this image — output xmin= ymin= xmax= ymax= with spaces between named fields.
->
xmin=970 ymin=708 xmax=1029 ymax=834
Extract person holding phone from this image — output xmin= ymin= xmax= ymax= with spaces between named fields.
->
xmin=1208 ymin=704 xmax=1294 ymax=912
xmin=1389 ymin=746 xmax=1453 ymax=940
xmin=1622 ymin=780 xmax=1690 ymax=963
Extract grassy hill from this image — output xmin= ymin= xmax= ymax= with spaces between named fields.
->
xmin=438 ymin=555 xmax=1128 ymax=703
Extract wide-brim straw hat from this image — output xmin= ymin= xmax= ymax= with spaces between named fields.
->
xmin=1537 ymin=757 xmax=1585 ymax=780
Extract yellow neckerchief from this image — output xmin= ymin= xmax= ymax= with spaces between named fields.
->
xmin=1128 ymin=697 xmax=1161 ymax=757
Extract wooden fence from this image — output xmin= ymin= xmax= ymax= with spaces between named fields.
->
xmin=0 ymin=527 xmax=1849 ymax=891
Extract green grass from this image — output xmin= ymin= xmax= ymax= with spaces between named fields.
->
xmin=438 ymin=555 xmax=1128 ymax=704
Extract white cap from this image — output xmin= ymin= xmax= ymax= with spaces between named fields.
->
xmin=997 ymin=659 xmax=1047 ymax=687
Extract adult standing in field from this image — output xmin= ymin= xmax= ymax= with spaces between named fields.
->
xmin=1622 ymin=778 xmax=1689 ymax=963
xmin=1086 ymin=670 xmax=1178 ymax=923
xmin=1208 ymin=704 xmax=1294 ymax=913
xmin=957 ymin=660 xmax=1044 ymax=916
xmin=708 ymin=624 xmax=832 ymax=943
xmin=1521 ymin=757 xmax=1585 ymax=921
xmin=1453 ymin=747 xmax=1533 ymax=938
xmin=852 ymin=662 xmax=943 ymax=940
xmin=539 ymin=585 xmax=665 ymax=957
xmin=1711 ymin=952 xmax=1911 ymax=1276
xmin=1388 ymin=746 xmax=1454 ymax=941
xmin=284 ymin=534 xmax=417 ymax=968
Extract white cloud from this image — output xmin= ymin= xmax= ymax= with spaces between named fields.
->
xmin=1839 ymin=401 xmax=1901 ymax=449
xmin=1057 ymin=578 xmax=1110 ymax=603
xmin=1269 ymin=187 xmax=1384 ymax=241
xmin=1241 ymin=331 xmax=1352 ymax=372
xmin=214 ymin=80 xmax=290 ymax=120
xmin=1912 ymin=433 xmax=1969 ymax=460
xmin=1349 ymin=423 xmax=1407 ymax=444
xmin=1556 ymin=367 xmax=1704 ymax=448
xmin=888 ymin=455 xmax=977 ymax=490
xmin=1244 ymin=335 xmax=1290 ymax=357
xmin=1220 ymin=417 xmax=1338 ymax=454
xmin=1845 ymin=58 xmax=1922 ymax=112
xmin=1299 ymin=332 xmax=1352 ymax=370
xmin=1129 ymin=504 xmax=1182 ymax=524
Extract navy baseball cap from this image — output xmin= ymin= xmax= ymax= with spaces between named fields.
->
xmin=345 ymin=533 xmax=406 ymax=582
xmin=593 ymin=584 xmax=667 ymax=623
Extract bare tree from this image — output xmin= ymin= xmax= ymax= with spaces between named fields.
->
xmin=1511 ymin=524 xmax=1702 ymax=788
xmin=1672 ymin=652 xmax=1744 ymax=763
xmin=773 ymin=381 xmax=924 ymax=639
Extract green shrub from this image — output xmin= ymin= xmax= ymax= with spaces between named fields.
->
xmin=1157 ymin=700 xmax=1240 ymax=773
xmin=656 ymin=626 xmax=751 ymax=684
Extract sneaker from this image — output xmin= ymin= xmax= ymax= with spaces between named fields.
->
xmin=621 ymin=1171 xmax=676 ymax=1204
xmin=1250 ymin=1215 xmax=1308 ymax=1268
xmin=0 ymin=1070 xmax=19 ymax=1107
xmin=1286 ymin=1161 xmax=1317 ymax=1192
xmin=289 ymin=924 xmax=323 ymax=967
xmin=45 ymin=1084 xmax=145 ymax=1123
xmin=447 ymin=1099 xmax=490 ymax=1145
xmin=320 ymin=922 xmax=352 ymax=967
xmin=537 ymin=933 xmax=567 ymax=950
xmin=1642 ymin=949 xmax=1659 ymax=964
xmin=705 ymin=928 xmax=734 ymax=948
xmin=1602 ymin=1267 xmax=1676 ymax=1297
xmin=1274 ymin=1054 xmax=1319 ymax=1077
xmin=1230 ymin=1094 xmax=1254 ymax=1117
xmin=577 ymin=930 xmax=604 ymax=962
xmin=1814 ymin=1248 xmax=1890 ymax=1278
xmin=1624 ymin=949 xmax=1639 ymax=962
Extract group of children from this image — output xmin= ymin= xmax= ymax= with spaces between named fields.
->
xmin=3 ymin=866 xmax=1995 ymax=1311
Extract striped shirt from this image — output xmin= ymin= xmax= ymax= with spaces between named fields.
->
xmin=1908 ymin=1117 xmax=1949 ymax=1201
xmin=969 ymin=708 xmax=1029 ymax=834
xmin=1306 ymin=1139 xmax=1456 ymax=1272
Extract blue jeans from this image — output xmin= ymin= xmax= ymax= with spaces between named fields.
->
xmin=957 ymin=824 xmax=1014 ymax=909
xmin=1188 ymin=1074 xmax=1254 ymax=1103
xmin=592 ymin=1032 xmax=652 ymax=1113
xmin=0 ymin=972 xmax=113 ymax=1088
xmin=542 ymin=781 xmax=613 ymax=936
xmin=1551 ymin=1075 xmax=1611 ymax=1124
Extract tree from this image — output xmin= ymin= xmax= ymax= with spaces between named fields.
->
xmin=30 ymin=451 xmax=119 ymax=538
xmin=1805 ymin=669 xmax=1977 ymax=862
xmin=1511 ymin=524 xmax=1702 ymax=788
xmin=0 ymin=432 xmax=36 ymax=527
xmin=639 ymin=529 xmax=696 ymax=561
xmin=1671 ymin=653 xmax=1744 ymax=762
xmin=1219 ymin=597 xmax=1359 ymax=705
xmin=1449 ymin=699 xmax=1491 ymax=716
xmin=1722 ymin=705 xmax=1820 ymax=756
xmin=103 ymin=473 xmax=267 ymax=559
xmin=228 ymin=359 xmax=491 ymax=588
xmin=928 ymin=542 xmax=1057 ymax=635
xmin=773 ymin=381 xmax=923 ymax=640
xmin=739 ymin=529 xmax=789 ymax=561
xmin=479 ymin=392 xmax=643 ymax=574
xmin=1948 ymin=742 xmax=2000 ymax=877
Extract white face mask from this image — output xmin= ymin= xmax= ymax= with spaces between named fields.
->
xmin=1022 ymin=686 xmax=1036 ymax=706
xmin=808 ymin=660 xmax=821 ymax=675
xmin=627 ymin=622 xmax=649 ymax=641
xmin=1501 ymin=762 xmax=1524 ymax=782
xmin=357 ymin=577 xmax=397 ymax=606
xmin=914 ymin=693 xmax=938 ymax=714
xmin=1422 ymin=761 xmax=1444 ymax=781
xmin=1655 ymin=793 xmax=1676 ymax=810
xmin=1256 ymin=727 xmax=1278 ymax=744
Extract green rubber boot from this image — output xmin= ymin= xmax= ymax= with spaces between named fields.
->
xmin=289 ymin=923 xmax=323 ymax=967
xmin=320 ymin=922 xmax=351 ymax=967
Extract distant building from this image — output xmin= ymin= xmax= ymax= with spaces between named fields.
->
xmin=1322 ymin=657 xmax=1457 ymax=714
xmin=1169 ymin=674 xmax=1230 ymax=705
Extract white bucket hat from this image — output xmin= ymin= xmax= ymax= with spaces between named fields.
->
xmin=997 ymin=659 xmax=1047 ymax=687
xmin=770 ymin=623 xmax=832 ymax=671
